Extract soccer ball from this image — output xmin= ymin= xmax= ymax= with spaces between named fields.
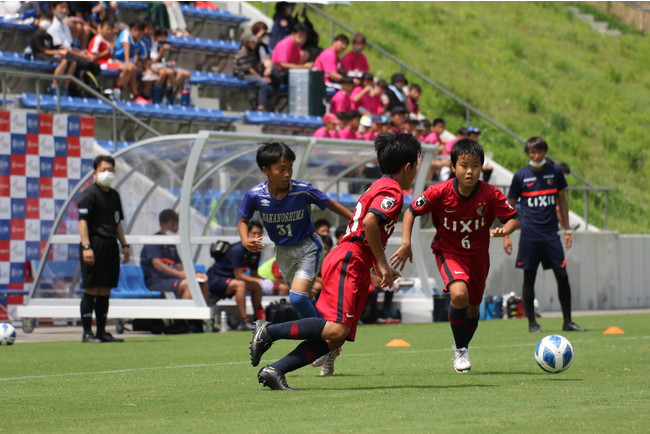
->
xmin=0 ymin=323 xmax=17 ymax=346
xmin=535 ymin=334 xmax=573 ymax=373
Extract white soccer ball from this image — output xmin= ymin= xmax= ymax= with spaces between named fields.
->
xmin=0 ymin=323 xmax=17 ymax=346
xmin=535 ymin=334 xmax=574 ymax=373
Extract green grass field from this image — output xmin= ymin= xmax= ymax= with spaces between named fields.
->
xmin=1 ymin=313 xmax=649 ymax=433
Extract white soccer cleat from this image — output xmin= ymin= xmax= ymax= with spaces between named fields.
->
xmin=453 ymin=347 xmax=471 ymax=373
xmin=319 ymin=347 xmax=341 ymax=376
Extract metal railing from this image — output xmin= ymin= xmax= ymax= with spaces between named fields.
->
xmin=0 ymin=68 xmax=161 ymax=150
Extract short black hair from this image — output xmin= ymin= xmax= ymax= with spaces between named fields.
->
xmin=154 ymin=28 xmax=168 ymax=38
xmin=335 ymin=224 xmax=347 ymax=240
xmin=293 ymin=23 xmax=308 ymax=34
xmin=352 ymin=33 xmax=366 ymax=44
xmin=256 ymin=141 xmax=296 ymax=170
xmin=314 ymin=218 xmax=331 ymax=230
xmin=248 ymin=220 xmax=264 ymax=232
xmin=432 ymin=118 xmax=445 ymax=127
xmin=524 ymin=136 xmax=548 ymax=153
xmin=93 ymin=155 xmax=115 ymax=170
xmin=451 ymin=138 xmax=485 ymax=167
xmin=130 ymin=21 xmax=146 ymax=31
xmin=410 ymin=84 xmax=422 ymax=92
xmin=374 ymin=131 xmax=421 ymax=175
xmin=320 ymin=234 xmax=333 ymax=249
xmin=457 ymin=127 xmax=469 ymax=137
xmin=333 ymin=34 xmax=349 ymax=44
xmin=159 ymin=209 xmax=178 ymax=225
xmin=346 ymin=109 xmax=362 ymax=120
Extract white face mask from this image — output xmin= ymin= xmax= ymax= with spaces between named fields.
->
xmin=96 ymin=171 xmax=116 ymax=187
xmin=529 ymin=158 xmax=546 ymax=168
xmin=39 ymin=20 xmax=52 ymax=31
xmin=55 ymin=11 xmax=67 ymax=20
xmin=164 ymin=229 xmax=176 ymax=236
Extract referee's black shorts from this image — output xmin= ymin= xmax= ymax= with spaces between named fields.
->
xmin=80 ymin=236 xmax=120 ymax=289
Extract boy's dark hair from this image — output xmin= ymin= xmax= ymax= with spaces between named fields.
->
xmin=450 ymin=138 xmax=485 ymax=167
xmin=524 ymin=136 xmax=548 ymax=153
xmin=374 ymin=131 xmax=421 ymax=175
xmin=410 ymin=84 xmax=422 ymax=92
xmin=40 ymin=11 xmax=54 ymax=21
xmin=130 ymin=21 xmax=146 ymax=31
xmin=256 ymin=141 xmax=296 ymax=170
xmin=159 ymin=209 xmax=179 ymax=224
xmin=376 ymin=79 xmax=388 ymax=89
xmin=432 ymin=118 xmax=445 ymax=127
xmin=314 ymin=218 xmax=331 ymax=231
xmin=93 ymin=155 xmax=115 ymax=170
xmin=361 ymin=72 xmax=374 ymax=82
xmin=154 ymin=28 xmax=168 ymax=38
xmin=292 ymin=23 xmax=308 ymax=34
xmin=98 ymin=19 xmax=113 ymax=28
xmin=340 ymin=76 xmax=354 ymax=85
xmin=457 ymin=127 xmax=469 ymax=137
xmin=248 ymin=220 xmax=264 ymax=232
xmin=335 ymin=224 xmax=347 ymax=240
xmin=320 ymin=234 xmax=333 ymax=249
xmin=333 ymin=34 xmax=349 ymax=44
xmin=346 ymin=109 xmax=362 ymax=120
xmin=352 ymin=32 xmax=366 ymax=44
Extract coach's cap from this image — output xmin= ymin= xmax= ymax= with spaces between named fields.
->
xmin=360 ymin=115 xmax=372 ymax=127
xmin=322 ymin=113 xmax=341 ymax=125
xmin=468 ymin=126 xmax=481 ymax=135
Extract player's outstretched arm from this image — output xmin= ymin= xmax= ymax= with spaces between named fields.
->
xmin=363 ymin=213 xmax=400 ymax=289
xmin=327 ymin=200 xmax=354 ymax=221
xmin=238 ymin=217 xmax=264 ymax=253
xmin=390 ymin=209 xmax=416 ymax=271
xmin=490 ymin=218 xmax=520 ymax=238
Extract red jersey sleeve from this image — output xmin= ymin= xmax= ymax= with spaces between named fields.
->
xmin=490 ymin=186 xmax=518 ymax=223
xmin=367 ymin=182 xmax=403 ymax=223
xmin=409 ymin=185 xmax=439 ymax=216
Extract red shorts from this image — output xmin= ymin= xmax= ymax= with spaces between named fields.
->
xmin=316 ymin=242 xmax=373 ymax=341
xmin=434 ymin=250 xmax=489 ymax=306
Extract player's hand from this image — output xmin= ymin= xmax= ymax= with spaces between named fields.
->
xmin=503 ymin=236 xmax=512 ymax=255
xmin=376 ymin=264 xmax=401 ymax=290
xmin=243 ymin=237 xmax=264 ymax=253
xmin=564 ymin=233 xmax=572 ymax=250
xmin=389 ymin=244 xmax=412 ymax=272
xmin=121 ymin=246 xmax=130 ymax=264
xmin=82 ymin=248 xmax=95 ymax=266
xmin=490 ymin=227 xmax=509 ymax=238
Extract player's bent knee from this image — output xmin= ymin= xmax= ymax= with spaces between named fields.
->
xmin=322 ymin=321 xmax=349 ymax=341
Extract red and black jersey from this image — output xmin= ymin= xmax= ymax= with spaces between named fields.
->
xmin=410 ymin=178 xmax=517 ymax=256
xmin=340 ymin=175 xmax=404 ymax=252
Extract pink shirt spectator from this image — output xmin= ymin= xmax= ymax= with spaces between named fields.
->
xmin=271 ymin=35 xmax=301 ymax=67
xmin=329 ymin=90 xmax=353 ymax=114
xmin=424 ymin=131 xmax=441 ymax=145
xmin=339 ymin=127 xmax=360 ymax=140
xmin=351 ymin=86 xmax=383 ymax=115
xmin=362 ymin=131 xmax=377 ymax=141
xmin=313 ymin=47 xmax=340 ymax=83
xmin=313 ymin=127 xmax=340 ymax=139
xmin=341 ymin=51 xmax=369 ymax=73
xmin=444 ymin=138 xmax=457 ymax=155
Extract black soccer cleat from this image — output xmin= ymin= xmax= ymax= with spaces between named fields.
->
xmin=82 ymin=333 xmax=102 ymax=343
xmin=250 ymin=320 xmax=272 ymax=367
xmin=529 ymin=322 xmax=543 ymax=333
xmin=257 ymin=365 xmax=296 ymax=391
xmin=563 ymin=321 xmax=586 ymax=332
xmin=97 ymin=332 xmax=124 ymax=343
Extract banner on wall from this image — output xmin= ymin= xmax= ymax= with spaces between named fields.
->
xmin=0 ymin=110 xmax=95 ymax=320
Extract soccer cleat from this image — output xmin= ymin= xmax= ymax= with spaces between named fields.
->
xmin=237 ymin=320 xmax=255 ymax=331
xmin=529 ymin=322 xmax=543 ymax=333
xmin=97 ymin=332 xmax=124 ymax=343
xmin=250 ymin=320 xmax=272 ymax=367
xmin=563 ymin=321 xmax=587 ymax=332
xmin=81 ymin=333 xmax=102 ymax=343
xmin=319 ymin=347 xmax=341 ymax=376
xmin=257 ymin=365 xmax=296 ymax=391
xmin=453 ymin=347 xmax=472 ymax=373
xmin=311 ymin=353 xmax=327 ymax=368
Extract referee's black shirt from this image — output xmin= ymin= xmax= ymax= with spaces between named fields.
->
xmin=78 ymin=183 xmax=124 ymax=238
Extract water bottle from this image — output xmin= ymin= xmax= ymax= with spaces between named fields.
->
xmin=180 ymin=84 xmax=191 ymax=106
xmin=220 ymin=310 xmax=228 ymax=333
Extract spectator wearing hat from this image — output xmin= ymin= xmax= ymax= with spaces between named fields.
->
xmin=468 ymin=126 xmax=481 ymax=141
xmin=329 ymin=76 xmax=355 ymax=114
xmin=416 ymin=119 xmax=430 ymax=142
xmin=389 ymin=106 xmax=408 ymax=132
xmin=363 ymin=116 xmax=385 ymax=141
xmin=385 ymin=72 xmax=409 ymax=113
xmin=351 ymin=72 xmax=383 ymax=116
xmin=358 ymin=115 xmax=373 ymax=138
xmin=341 ymin=33 xmax=370 ymax=76
xmin=234 ymin=31 xmax=274 ymax=111
xmin=339 ymin=110 xmax=362 ymax=140
xmin=313 ymin=34 xmax=349 ymax=84
xmin=313 ymin=113 xmax=341 ymax=139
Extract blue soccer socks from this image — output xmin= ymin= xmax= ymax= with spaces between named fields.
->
xmin=289 ymin=289 xmax=319 ymax=318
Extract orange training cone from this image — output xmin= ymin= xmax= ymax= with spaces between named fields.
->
xmin=385 ymin=339 xmax=411 ymax=347
xmin=603 ymin=326 xmax=624 ymax=335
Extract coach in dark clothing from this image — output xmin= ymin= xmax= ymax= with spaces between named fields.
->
xmin=78 ymin=155 xmax=130 ymax=343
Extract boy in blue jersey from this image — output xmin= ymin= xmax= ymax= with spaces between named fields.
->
xmin=503 ymin=137 xmax=586 ymax=333
xmin=239 ymin=141 xmax=353 ymax=319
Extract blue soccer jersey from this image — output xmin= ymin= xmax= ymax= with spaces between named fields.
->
xmin=508 ymin=163 xmax=568 ymax=241
xmin=239 ymin=180 xmax=331 ymax=246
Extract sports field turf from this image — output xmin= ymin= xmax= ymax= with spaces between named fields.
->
xmin=1 ymin=313 xmax=648 ymax=433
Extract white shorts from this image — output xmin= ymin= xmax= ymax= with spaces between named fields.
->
xmin=274 ymin=233 xmax=324 ymax=286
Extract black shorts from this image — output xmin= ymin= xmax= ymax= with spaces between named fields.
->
xmin=208 ymin=275 xmax=234 ymax=300
xmin=516 ymin=237 xmax=566 ymax=271
xmin=80 ymin=236 xmax=120 ymax=289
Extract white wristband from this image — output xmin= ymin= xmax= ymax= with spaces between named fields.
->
xmin=565 ymin=230 xmax=573 ymax=235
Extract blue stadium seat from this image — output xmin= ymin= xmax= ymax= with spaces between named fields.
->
xmin=0 ymin=51 xmax=55 ymax=72
xmin=111 ymin=265 xmax=163 ymax=299
xmin=189 ymin=71 xmax=254 ymax=89
xmin=116 ymin=1 xmax=148 ymax=11
xmin=166 ymin=35 xmax=240 ymax=54
xmin=180 ymin=5 xmax=249 ymax=23
xmin=244 ymin=111 xmax=323 ymax=129
xmin=0 ymin=17 xmax=35 ymax=32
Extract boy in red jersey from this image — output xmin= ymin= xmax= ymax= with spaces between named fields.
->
xmin=250 ymin=132 xmax=421 ymax=390
xmin=392 ymin=139 xmax=519 ymax=373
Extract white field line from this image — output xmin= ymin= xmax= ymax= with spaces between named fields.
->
xmin=1 ymin=335 xmax=648 ymax=383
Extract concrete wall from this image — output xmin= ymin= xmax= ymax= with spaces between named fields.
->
xmin=587 ymin=1 xmax=650 ymax=33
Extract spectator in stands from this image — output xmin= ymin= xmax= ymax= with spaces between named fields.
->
xmin=251 ymin=21 xmax=272 ymax=78
xmin=92 ymin=1 xmax=119 ymax=25
xmin=313 ymin=34 xmax=349 ymax=85
xmin=402 ymin=116 xmax=419 ymax=134
xmin=114 ymin=21 xmax=147 ymax=100
xmin=389 ymin=105 xmax=408 ymax=131
xmin=423 ymin=117 xmax=445 ymax=146
xmin=444 ymin=127 xmax=468 ymax=155
xmin=269 ymin=1 xmax=296 ymax=50
xmin=234 ymin=32 xmax=274 ymax=111
xmin=416 ymin=119 xmax=431 ymax=143
xmin=207 ymin=220 xmax=270 ymax=331
xmin=149 ymin=28 xmax=191 ymax=104
xmin=67 ymin=1 xmax=96 ymax=49
xmin=299 ymin=6 xmax=321 ymax=63
xmin=164 ymin=1 xmax=190 ymax=37
xmin=78 ymin=155 xmax=131 ymax=344
xmin=334 ymin=224 xmax=347 ymax=243
xmin=358 ymin=115 xmax=372 ymax=138
xmin=466 ymin=126 xmax=494 ymax=182
xmin=339 ymin=110 xmax=362 ymax=140
xmin=329 ymin=76 xmax=354 ymax=114
xmin=314 ymin=218 xmax=332 ymax=237
xmin=351 ymin=72 xmax=383 ymax=116
xmin=313 ymin=113 xmax=341 ymax=139
xmin=407 ymin=84 xmax=423 ymax=119
xmin=270 ymin=23 xmax=312 ymax=87
xmin=140 ymin=209 xmax=209 ymax=301
xmin=341 ymin=33 xmax=370 ymax=76
xmin=385 ymin=72 xmax=409 ymax=113
xmin=31 ymin=11 xmax=77 ymax=96
xmin=362 ymin=116 xmax=383 ymax=142
xmin=88 ymin=20 xmax=137 ymax=102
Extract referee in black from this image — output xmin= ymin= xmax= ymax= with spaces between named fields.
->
xmin=78 ymin=155 xmax=131 ymax=343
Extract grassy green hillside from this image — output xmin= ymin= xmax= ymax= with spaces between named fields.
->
xmin=257 ymin=2 xmax=650 ymax=233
